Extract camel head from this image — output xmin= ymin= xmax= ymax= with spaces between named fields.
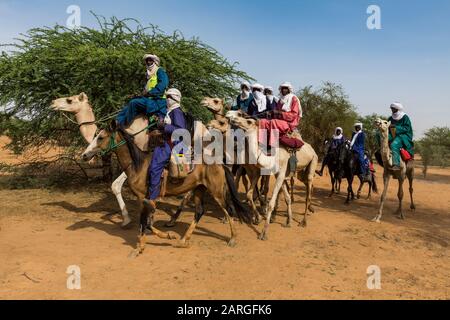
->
xmin=201 ymin=97 xmax=226 ymax=114
xmin=51 ymin=92 xmax=90 ymax=113
xmin=207 ymin=118 xmax=229 ymax=134
xmin=81 ymin=123 xmax=116 ymax=161
xmin=228 ymin=113 xmax=258 ymax=132
xmin=374 ymin=118 xmax=391 ymax=137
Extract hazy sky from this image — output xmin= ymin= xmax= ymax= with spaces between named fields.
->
xmin=1 ymin=0 xmax=449 ymax=137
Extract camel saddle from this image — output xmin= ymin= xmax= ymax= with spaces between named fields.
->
xmin=280 ymin=130 xmax=305 ymax=150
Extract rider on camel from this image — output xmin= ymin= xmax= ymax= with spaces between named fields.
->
xmin=258 ymin=82 xmax=302 ymax=148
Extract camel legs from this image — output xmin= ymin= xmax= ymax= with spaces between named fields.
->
xmin=259 ymin=173 xmax=284 ymax=241
xmin=111 ymin=172 xmax=131 ymax=228
xmin=373 ymin=174 xmax=391 ymax=223
xmin=176 ymin=188 xmax=205 ymax=248
xmin=396 ymin=179 xmax=405 ymax=220
xmin=408 ymin=170 xmax=416 ymax=211
xmin=165 ymin=191 xmax=193 ymax=227
xmin=247 ymin=175 xmax=263 ymax=225
xmin=281 ymin=182 xmax=292 ymax=228
xmin=301 ymin=174 xmax=314 ymax=227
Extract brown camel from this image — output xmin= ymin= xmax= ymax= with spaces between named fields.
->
xmin=51 ymin=93 xmax=150 ymax=228
xmin=202 ymin=97 xmax=271 ymax=224
xmin=372 ymin=118 xmax=416 ymax=223
xmin=81 ymin=121 xmax=252 ymax=257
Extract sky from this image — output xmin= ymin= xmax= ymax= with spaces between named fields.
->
xmin=0 ymin=0 xmax=449 ymax=137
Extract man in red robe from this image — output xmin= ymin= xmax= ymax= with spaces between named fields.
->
xmin=258 ymin=82 xmax=302 ymax=147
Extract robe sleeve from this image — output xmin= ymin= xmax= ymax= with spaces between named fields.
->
xmin=280 ymin=96 xmax=300 ymax=122
xmin=164 ymin=109 xmax=186 ymax=136
xmin=147 ymin=68 xmax=169 ymax=98
xmin=395 ymin=116 xmax=413 ymax=137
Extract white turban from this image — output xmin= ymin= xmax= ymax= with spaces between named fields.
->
xmin=143 ymin=54 xmax=160 ymax=66
xmin=166 ymin=88 xmax=182 ymax=103
xmin=251 ymin=83 xmax=264 ymax=91
xmin=390 ymin=102 xmax=404 ymax=111
xmin=279 ymin=82 xmax=294 ymax=94
xmin=264 ymin=86 xmax=274 ymax=93
xmin=390 ymin=102 xmax=406 ymax=120
xmin=240 ymin=81 xmax=251 ymax=90
xmin=354 ymin=122 xmax=363 ymax=129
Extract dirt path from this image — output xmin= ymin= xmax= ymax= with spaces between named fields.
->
xmin=1 ymin=162 xmax=449 ymax=300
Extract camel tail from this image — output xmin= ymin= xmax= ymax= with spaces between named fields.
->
xmin=223 ymin=165 xmax=252 ymax=224
xmin=372 ymin=172 xmax=379 ymax=194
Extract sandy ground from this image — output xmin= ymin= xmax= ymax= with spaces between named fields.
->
xmin=0 ymin=138 xmax=449 ymax=300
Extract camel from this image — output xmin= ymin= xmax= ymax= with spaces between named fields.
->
xmin=227 ymin=112 xmax=319 ymax=240
xmin=202 ymin=97 xmax=273 ymax=224
xmin=81 ymin=121 xmax=252 ymax=257
xmin=372 ymin=119 xmax=416 ymax=223
xmin=51 ymin=93 xmax=157 ymax=228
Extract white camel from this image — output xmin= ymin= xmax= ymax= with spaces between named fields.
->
xmin=51 ymin=93 xmax=151 ymax=228
xmin=227 ymin=112 xmax=319 ymax=240
xmin=372 ymin=118 xmax=416 ymax=223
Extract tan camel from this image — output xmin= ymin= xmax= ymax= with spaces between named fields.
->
xmin=51 ymin=93 xmax=133 ymax=227
xmin=81 ymin=122 xmax=252 ymax=257
xmin=372 ymin=119 xmax=416 ymax=223
xmin=227 ymin=112 xmax=319 ymax=240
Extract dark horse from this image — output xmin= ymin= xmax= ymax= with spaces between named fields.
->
xmin=336 ymin=142 xmax=378 ymax=204
xmin=322 ymin=139 xmax=343 ymax=197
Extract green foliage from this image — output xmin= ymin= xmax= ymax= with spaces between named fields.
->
xmin=299 ymin=82 xmax=358 ymax=155
xmin=416 ymin=127 xmax=450 ymax=172
xmin=0 ymin=13 xmax=252 ymax=153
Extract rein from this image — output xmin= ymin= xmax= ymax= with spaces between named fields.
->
xmin=100 ymin=118 xmax=158 ymax=157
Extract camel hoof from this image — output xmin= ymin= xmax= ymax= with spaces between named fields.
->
xmin=410 ymin=205 xmax=416 ymax=211
xmin=258 ymin=233 xmax=268 ymax=241
xmin=168 ymin=232 xmax=179 ymax=240
xmin=174 ymin=240 xmax=190 ymax=249
xmin=282 ymin=223 xmax=292 ymax=228
xmin=309 ymin=206 xmax=315 ymax=214
xmin=121 ymin=216 xmax=132 ymax=229
xmin=299 ymin=220 xmax=307 ymax=228
xmin=220 ymin=218 xmax=227 ymax=224
xmin=128 ymin=249 xmax=141 ymax=259
xmin=371 ymin=217 xmax=381 ymax=223
xmin=227 ymin=238 xmax=237 ymax=248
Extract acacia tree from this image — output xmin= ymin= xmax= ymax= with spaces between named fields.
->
xmin=0 ymin=14 xmax=252 ymax=154
xmin=416 ymin=127 xmax=450 ymax=177
xmin=299 ymin=82 xmax=358 ymax=155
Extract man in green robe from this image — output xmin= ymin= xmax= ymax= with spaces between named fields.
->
xmin=389 ymin=102 xmax=414 ymax=171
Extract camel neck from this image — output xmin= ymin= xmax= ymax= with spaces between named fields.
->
xmin=379 ymin=128 xmax=391 ymax=166
xmin=74 ymin=103 xmax=98 ymax=143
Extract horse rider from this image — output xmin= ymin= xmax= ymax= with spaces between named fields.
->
xmin=248 ymin=83 xmax=273 ymax=118
xmin=350 ymin=122 xmax=368 ymax=178
xmin=116 ymin=54 xmax=169 ymax=127
xmin=143 ymin=88 xmax=187 ymax=211
xmin=232 ymin=81 xmax=254 ymax=113
xmin=258 ymin=82 xmax=302 ymax=147
xmin=388 ymin=102 xmax=414 ymax=171
xmin=316 ymin=127 xmax=346 ymax=177
xmin=264 ymin=86 xmax=279 ymax=112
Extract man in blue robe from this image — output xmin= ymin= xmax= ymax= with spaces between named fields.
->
xmin=116 ymin=54 xmax=169 ymax=126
